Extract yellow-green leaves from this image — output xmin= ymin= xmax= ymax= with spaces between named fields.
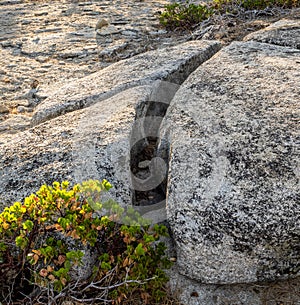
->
xmin=15 ymin=235 xmax=28 ymax=249
xmin=22 ymin=219 xmax=34 ymax=231
xmin=135 ymin=243 xmax=146 ymax=256
xmin=0 ymin=179 xmax=171 ymax=304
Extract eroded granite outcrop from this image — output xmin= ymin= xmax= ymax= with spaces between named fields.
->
xmin=160 ymin=39 xmax=299 ymax=285
xmin=0 ymin=0 xmax=174 ymax=134
xmin=244 ymin=18 xmax=300 ymax=49
xmin=31 ymin=40 xmax=221 ymax=126
xmin=0 ymin=16 xmax=299 ymax=305
xmin=0 ymin=86 xmax=149 ymax=209
xmin=0 ymin=40 xmax=221 ymax=209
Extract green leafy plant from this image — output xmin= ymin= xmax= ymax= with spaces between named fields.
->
xmin=159 ymin=1 xmax=214 ymax=30
xmin=159 ymin=0 xmax=300 ymax=30
xmin=0 ymin=179 xmax=171 ymax=304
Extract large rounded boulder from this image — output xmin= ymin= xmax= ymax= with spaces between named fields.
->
xmin=160 ymin=37 xmax=300 ymax=284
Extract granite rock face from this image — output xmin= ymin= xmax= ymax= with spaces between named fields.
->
xmin=0 ymin=40 xmax=221 ymax=211
xmin=31 ymin=40 xmax=221 ymax=126
xmin=168 ymin=267 xmax=300 ymax=305
xmin=0 ymin=86 xmax=149 ymax=209
xmin=0 ymin=0 xmax=177 ymax=135
xmin=160 ymin=40 xmax=300 ymax=284
xmin=244 ymin=19 xmax=300 ymax=49
xmin=1 ymin=13 xmax=300 ymax=304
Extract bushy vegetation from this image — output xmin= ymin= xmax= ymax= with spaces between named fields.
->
xmin=159 ymin=0 xmax=300 ymax=29
xmin=159 ymin=1 xmax=214 ymax=29
xmin=0 ymin=179 xmax=172 ymax=305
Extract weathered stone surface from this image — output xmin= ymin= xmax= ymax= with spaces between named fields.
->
xmin=0 ymin=85 xmax=151 ymax=209
xmin=1 ymin=0 xmax=297 ymax=137
xmin=0 ymin=103 xmax=9 ymax=114
xmin=244 ymin=19 xmax=300 ymax=49
xmin=168 ymin=266 xmax=300 ymax=305
xmin=0 ymin=1 xmax=299 ymax=302
xmin=31 ymin=40 xmax=221 ymax=126
xmin=99 ymin=39 xmax=128 ymax=57
xmin=0 ymin=0 xmax=192 ymax=136
xmin=0 ymin=114 xmax=31 ymax=135
xmin=96 ymin=24 xmax=121 ymax=36
xmin=160 ymin=40 xmax=300 ymax=284
xmin=0 ymin=39 xmax=222 ymax=212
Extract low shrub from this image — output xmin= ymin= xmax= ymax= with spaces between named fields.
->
xmin=159 ymin=0 xmax=300 ymax=30
xmin=0 ymin=179 xmax=171 ymax=304
xmin=159 ymin=1 xmax=214 ymax=30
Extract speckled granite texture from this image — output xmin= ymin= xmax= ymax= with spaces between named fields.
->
xmin=160 ymin=38 xmax=299 ymax=284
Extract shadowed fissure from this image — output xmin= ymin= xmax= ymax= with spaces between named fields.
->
xmin=129 ymin=84 xmax=178 ymax=222
xmin=130 ymin=98 xmax=172 ymax=208
xmin=129 ymin=51 xmax=223 ymax=215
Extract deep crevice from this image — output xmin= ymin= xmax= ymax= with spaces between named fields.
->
xmin=129 ymin=44 xmax=223 ymax=210
xmin=130 ymin=81 xmax=179 ymax=209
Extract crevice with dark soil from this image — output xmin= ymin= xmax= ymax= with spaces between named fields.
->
xmin=129 ymin=82 xmax=180 ymax=211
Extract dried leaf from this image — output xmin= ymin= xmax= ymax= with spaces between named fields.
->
xmin=32 ymin=249 xmax=41 ymax=255
xmin=33 ymin=254 xmax=39 ymax=265
xmin=57 ymin=255 xmax=66 ymax=265
xmin=71 ymin=230 xmax=80 ymax=239
xmin=39 ymin=268 xmax=48 ymax=277
xmin=123 ymin=257 xmax=129 ymax=267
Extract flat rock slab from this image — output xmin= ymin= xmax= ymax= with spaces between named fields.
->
xmin=0 ymin=85 xmax=151 ymax=209
xmin=31 ymin=40 xmax=221 ymax=126
xmin=160 ymin=40 xmax=300 ymax=284
xmin=244 ymin=19 xmax=300 ymax=49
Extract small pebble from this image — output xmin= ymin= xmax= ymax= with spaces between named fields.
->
xmin=17 ymin=106 xmax=26 ymax=113
xmin=95 ymin=18 xmax=109 ymax=30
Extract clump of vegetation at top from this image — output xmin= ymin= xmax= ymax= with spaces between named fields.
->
xmin=159 ymin=0 xmax=300 ymax=30
xmin=0 ymin=179 xmax=172 ymax=305
xmin=159 ymin=1 xmax=214 ymax=30
xmin=213 ymin=0 xmax=299 ymax=11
